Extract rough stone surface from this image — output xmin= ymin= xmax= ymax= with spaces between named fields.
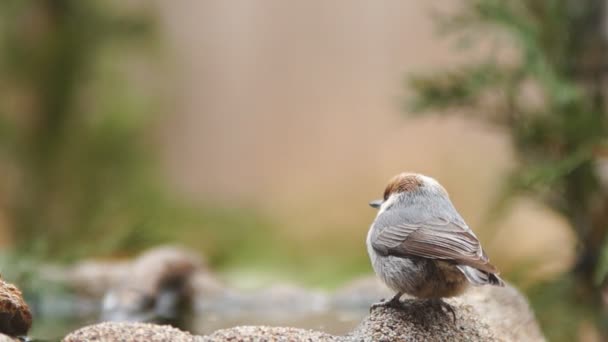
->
xmin=63 ymin=322 xmax=195 ymax=342
xmin=0 ymin=278 xmax=32 ymax=337
xmin=348 ymin=301 xmax=496 ymax=342
xmin=347 ymin=282 xmax=545 ymax=342
xmin=198 ymin=326 xmax=340 ymax=342
xmin=460 ymin=283 xmax=545 ymax=341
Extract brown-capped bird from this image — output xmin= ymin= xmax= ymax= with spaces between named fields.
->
xmin=366 ymin=173 xmax=504 ymax=316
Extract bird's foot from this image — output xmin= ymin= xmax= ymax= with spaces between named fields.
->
xmin=430 ymin=298 xmax=456 ymax=323
xmin=370 ymin=293 xmax=403 ymax=313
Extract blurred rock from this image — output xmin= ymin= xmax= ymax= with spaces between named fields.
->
xmin=199 ymin=326 xmax=339 ymax=342
xmin=0 ymin=278 xmax=31 ymax=337
xmin=62 ymin=322 xmax=194 ymax=342
xmin=462 ymin=284 xmax=545 ymax=341
xmin=102 ymin=246 xmax=209 ymax=328
xmin=43 ymin=260 xmax=130 ymax=298
xmin=189 ymin=271 xmax=225 ymax=300
xmin=44 ymin=245 xmax=209 ymax=300
xmin=127 ymin=245 xmax=204 ymax=296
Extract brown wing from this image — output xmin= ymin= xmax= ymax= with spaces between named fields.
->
xmin=371 ymin=212 xmax=498 ymax=274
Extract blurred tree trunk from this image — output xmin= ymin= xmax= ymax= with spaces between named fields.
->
xmin=17 ymin=0 xmax=85 ymax=251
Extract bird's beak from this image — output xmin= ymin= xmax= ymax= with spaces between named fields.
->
xmin=369 ymin=199 xmax=383 ymax=209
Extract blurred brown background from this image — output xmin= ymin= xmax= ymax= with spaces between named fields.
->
xmin=2 ymin=1 xmax=602 ymax=341
xmin=155 ymin=0 xmax=573 ymax=284
xmin=0 ymin=0 xmax=573 ymax=296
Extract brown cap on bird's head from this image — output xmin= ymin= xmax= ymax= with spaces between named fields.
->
xmin=369 ymin=172 xmax=447 ymax=209
xmin=383 ymin=173 xmax=424 ymax=200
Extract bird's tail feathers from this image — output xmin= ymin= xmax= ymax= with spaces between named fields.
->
xmin=457 ymin=265 xmax=504 ymax=287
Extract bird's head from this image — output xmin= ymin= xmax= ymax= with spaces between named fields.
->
xmin=369 ymin=172 xmax=447 ymax=210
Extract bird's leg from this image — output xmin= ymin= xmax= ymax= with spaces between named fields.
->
xmin=370 ymin=292 xmax=403 ymax=312
xmin=430 ymin=298 xmax=456 ymax=323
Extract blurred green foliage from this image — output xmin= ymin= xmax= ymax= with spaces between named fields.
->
xmin=408 ymin=0 xmax=608 ymax=339
xmin=0 ymin=0 xmax=189 ymax=260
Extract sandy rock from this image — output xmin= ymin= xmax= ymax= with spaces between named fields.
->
xmin=198 ymin=326 xmax=340 ymax=342
xmin=348 ymin=301 xmax=496 ymax=342
xmin=63 ymin=322 xmax=195 ymax=342
xmin=347 ymin=282 xmax=545 ymax=342
xmin=0 ymin=278 xmax=32 ymax=337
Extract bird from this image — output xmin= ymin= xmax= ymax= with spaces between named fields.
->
xmin=366 ymin=172 xmax=504 ymax=318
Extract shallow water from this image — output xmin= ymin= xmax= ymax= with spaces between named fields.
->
xmin=190 ymin=309 xmax=367 ymax=336
xmin=28 ymin=308 xmax=368 ymax=340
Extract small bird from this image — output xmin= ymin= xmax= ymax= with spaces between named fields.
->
xmin=367 ymin=172 xmax=504 ymax=317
